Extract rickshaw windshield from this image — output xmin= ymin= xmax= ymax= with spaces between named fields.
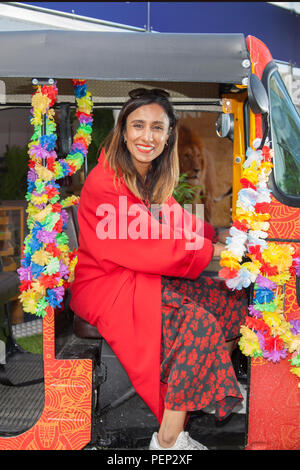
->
xmin=269 ymin=70 xmax=300 ymax=197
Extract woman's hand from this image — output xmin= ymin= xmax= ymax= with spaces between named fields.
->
xmin=218 ymin=228 xmax=230 ymax=244
xmin=213 ymin=242 xmax=225 ymax=258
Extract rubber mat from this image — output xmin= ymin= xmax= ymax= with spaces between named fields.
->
xmin=0 ymin=353 xmax=44 ymax=436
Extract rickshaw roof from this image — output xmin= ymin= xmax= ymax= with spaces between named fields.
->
xmin=0 ymin=29 xmax=250 ymax=84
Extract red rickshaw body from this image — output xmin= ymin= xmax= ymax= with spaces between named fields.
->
xmin=245 ymin=36 xmax=300 ymax=450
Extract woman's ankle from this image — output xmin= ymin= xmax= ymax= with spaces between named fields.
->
xmin=158 ymin=409 xmax=187 ymax=448
xmin=157 ymin=429 xmax=180 ymax=448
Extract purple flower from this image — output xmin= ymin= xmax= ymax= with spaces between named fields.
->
xmin=17 ymin=266 xmax=32 ymax=281
xmin=248 ymin=304 xmax=263 ymax=318
xmin=79 ymin=116 xmax=93 ymax=125
xmin=294 ymin=257 xmax=300 ymax=276
xmin=70 ymin=143 xmax=87 ymax=157
xmin=36 ymin=229 xmax=57 ymax=244
xmin=59 ymin=260 xmax=69 ymax=279
xmin=28 ymin=168 xmax=38 ymax=182
xmin=256 ymin=274 xmax=276 ymax=290
xmin=52 ymin=286 xmax=65 ymax=302
xmin=263 ymin=348 xmax=288 ymax=363
xmin=256 ymin=331 xmax=265 ymax=350
xmin=34 ymin=203 xmax=47 ymax=210
xmin=29 ymin=143 xmax=49 ymax=160
xmin=290 ymin=320 xmax=300 ymax=335
xmin=48 ymin=150 xmax=58 ymax=160
xmin=60 ymin=209 xmax=68 ymax=225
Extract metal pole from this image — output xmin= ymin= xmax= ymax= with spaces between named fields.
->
xmin=147 ymin=2 xmax=151 ymax=32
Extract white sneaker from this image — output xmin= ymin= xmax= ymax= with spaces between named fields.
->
xmin=149 ymin=431 xmax=208 ymax=450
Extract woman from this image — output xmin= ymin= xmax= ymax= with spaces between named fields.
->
xmin=70 ymin=88 xmax=248 ymax=450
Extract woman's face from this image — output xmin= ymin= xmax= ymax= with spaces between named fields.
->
xmin=124 ymin=103 xmax=170 ymax=178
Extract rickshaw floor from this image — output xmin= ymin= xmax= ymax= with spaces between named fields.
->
xmin=97 ymin=393 xmax=246 ymax=450
xmin=0 ymin=352 xmax=44 ymax=436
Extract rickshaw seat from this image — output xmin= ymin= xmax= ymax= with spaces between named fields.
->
xmin=0 ymin=271 xmax=19 ymax=305
xmin=73 ymin=314 xmax=102 ymax=339
xmin=64 ymin=205 xmax=102 ymax=341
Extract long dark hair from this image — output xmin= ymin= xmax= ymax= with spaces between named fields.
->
xmin=103 ymin=88 xmax=179 ymax=204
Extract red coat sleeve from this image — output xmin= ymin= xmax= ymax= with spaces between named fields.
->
xmin=168 ymin=196 xmax=216 ymax=241
xmin=78 ymin=173 xmax=213 ymax=280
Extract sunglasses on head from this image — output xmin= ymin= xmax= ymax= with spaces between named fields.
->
xmin=128 ymin=88 xmax=170 ymax=99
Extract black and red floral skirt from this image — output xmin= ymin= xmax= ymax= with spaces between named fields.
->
xmin=160 ymin=274 xmax=248 ymax=421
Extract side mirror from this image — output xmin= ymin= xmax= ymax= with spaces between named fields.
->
xmin=248 ymin=73 xmax=269 ymax=115
xmin=216 ymin=113 xmax=234 ymax=141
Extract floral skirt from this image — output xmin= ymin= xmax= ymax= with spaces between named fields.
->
xmin=160 ymin=274 xmax=248 ymax=420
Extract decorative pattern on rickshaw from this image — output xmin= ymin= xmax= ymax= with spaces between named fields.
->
xmin=268 ymin=199 xmax=300 ymax=321
xmin=0 ymin=306 xmax=93 ymax=450
xmin=267 ymin=198 xmax=300 ymax=240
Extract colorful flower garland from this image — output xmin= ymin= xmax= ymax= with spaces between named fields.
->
xmin=18 ymin=80 xmax=93 ymax=318
xmin=219 ymin=140 xmax=300 ymax=384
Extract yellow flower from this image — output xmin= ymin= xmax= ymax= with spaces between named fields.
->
xmin=290 ymin=367 xmax=300 ymax=378
xmin=31 ymin=111 xmax=43 ymax=127
xmin=59 ymin=252 xmax=70 ymax=265
xmin=269 ymin=271 xmax=292 ymax=286
xmin=19 ymin=291 xmax=38 ymax=314
xmin=262 ymin=311 xmax=282 ymax=328
xmin=221 ymin=250 xmax=242 ymax=261
xmin=273 ymin=294 xmax=284 ymax=311
xmin=31 ymin=194 xmax=48 ymax=206
xmin=242 ymin=261 xmax=261 ymax=274
xmin=75 ymin=130 xmax=92 ymax=145
xmin=33 ymin=204 xmax=53 ymax=223
xmin=262 ymin=244 xmax=294 ymax=272
xmin=58 ymin=244 xmax=69 ymax=253
xmin=31 ymin=249 xmax=52 ymax=266
xmin=220 ymin=250 xmax=242 ymax=269
xmin=35 ymin=164 xmax=55 ymax=182
xmin=287 ymin=337 xmax=300 ymax=354
xmin=239 ymin=326 xmax=261 ymax=356
xmin=26 ymin=203 xmax=40 ymax=218
xmin=235 ymin=207 xmax=255 ymax=223
xmin=242 ymin=163 xmax=259 ymax=184
xmin=251 ymin=221 xmax=269 ymax=231
xmin=32 ymin=91 xmax=50 ymax=113
xmin=260 ymin=161 xmax=273 ymax=173
xmin=219 ymin=258 xmax=241 ymax=269
xmin=48 ymin=108 xmax=55 ymax=120
xmin=30 ymin=281 xmax=46 ymax=297
xmin=76 ymin=92 xmax=93 ymax=113
xmin=61 ymin=195 xmax=80 ymax=208
xmin=255 ymin=212 xmax=271 ymax=221
xmin=68 ymin=257 xmax=78 ymax=282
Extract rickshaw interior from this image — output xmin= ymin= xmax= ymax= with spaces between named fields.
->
xmin=0 ymin=31 xmax=254 ymax=449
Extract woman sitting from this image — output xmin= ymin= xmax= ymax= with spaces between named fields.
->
xmin=70 ymin=88 xmax=248 ymax=450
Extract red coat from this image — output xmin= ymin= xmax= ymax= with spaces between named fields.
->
xmin=70 ymin=149 xmax=214 ymax=423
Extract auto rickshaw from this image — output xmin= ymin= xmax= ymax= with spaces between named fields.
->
xmin=0 ymin=30 xmax=299 ymax=450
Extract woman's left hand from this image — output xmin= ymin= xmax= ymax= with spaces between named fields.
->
xmin=213 ymin=242 xmax=225 ymax=258
xmin=218 ymin=229 xmax=230 ymax=244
